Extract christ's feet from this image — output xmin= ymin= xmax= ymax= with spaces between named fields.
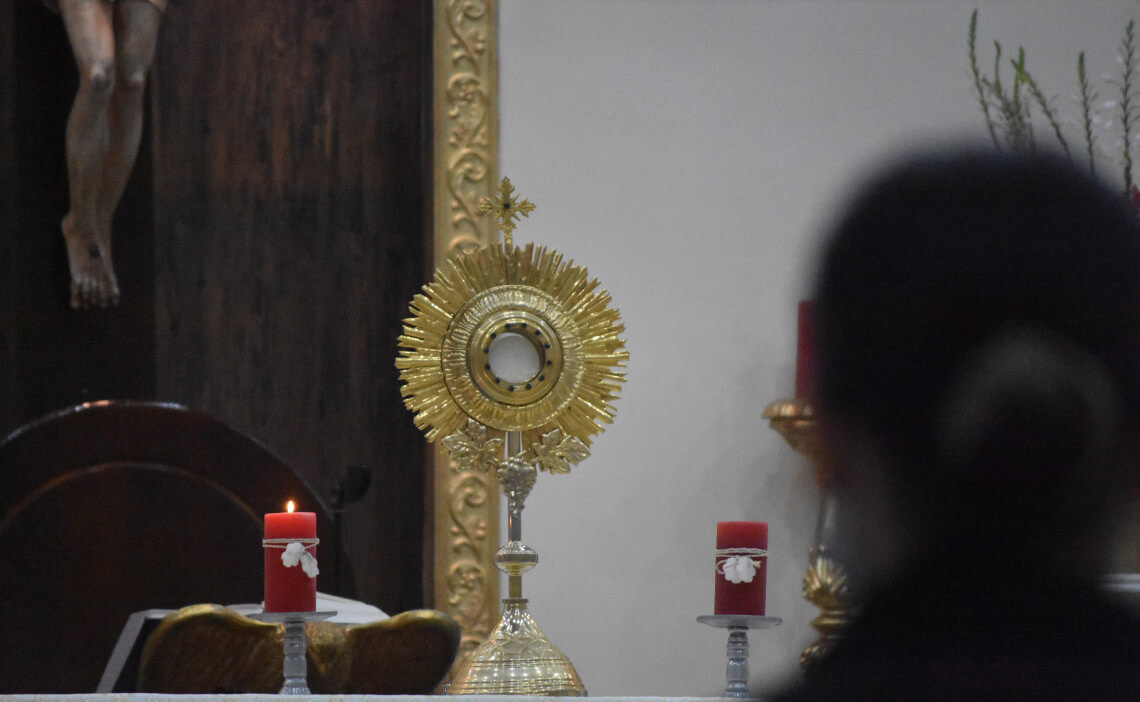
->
xmin=62 ymin=214 xmax=120 ymax=309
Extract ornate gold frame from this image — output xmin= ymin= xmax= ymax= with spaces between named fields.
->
xmin=430 ymin=0 xmax=500 ymax=667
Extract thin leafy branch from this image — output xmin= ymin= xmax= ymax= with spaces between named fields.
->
xmin=969 ymin=10 xmax=1001 ymax=150
xmin=1015 ymin=56 xmax=1070 ymax=159
xmin=1116 ymin=20 xmax=1137 ymax=191
xmin=1078 ymin=52 xmax=1098 ymax=178
xmin=969 ymin=10 xmax=1139 ymax=195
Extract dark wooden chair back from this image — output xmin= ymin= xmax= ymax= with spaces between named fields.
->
xmin=0 ymin=400 xmax=348 ymax=693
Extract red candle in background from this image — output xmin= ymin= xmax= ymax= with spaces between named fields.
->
xmin=795 ymin=300 xmax=816 ymax=398
xmin=714 ymin=521 xmax=768 ymax=615
xmin=264 ymin=501 xmax=318 ymax=612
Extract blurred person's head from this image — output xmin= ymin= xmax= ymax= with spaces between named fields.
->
xmin=813 ymin=148 xmax=1140 ymax=582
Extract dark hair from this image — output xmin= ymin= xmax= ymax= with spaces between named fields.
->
xmin=814 ymin=149 xmax=1140 ymax=550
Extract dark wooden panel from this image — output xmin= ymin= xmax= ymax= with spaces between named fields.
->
xmin=150 ymin=0 xmax=430 ymax=613
xmin=1 ymin=0 xmax=14 ymax=430
xmin=0 ymin=0 xmax=429 ymax=635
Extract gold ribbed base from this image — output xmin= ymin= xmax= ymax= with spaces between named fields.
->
xmin=447 ymin=598 xmax=586 ymax=696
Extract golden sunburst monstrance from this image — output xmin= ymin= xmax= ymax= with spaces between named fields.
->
xmin=396 ymin=241 xmax=627 ymax=445
xmin=403 ymin=180 xmax=621 ymax=696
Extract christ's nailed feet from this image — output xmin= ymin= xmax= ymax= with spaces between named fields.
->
xmin=62 ymin=214 xmax=120 ymax=309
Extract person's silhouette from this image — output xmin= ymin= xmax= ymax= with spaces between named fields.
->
xmin=776 ymin=148 xmax=1140 ymax=700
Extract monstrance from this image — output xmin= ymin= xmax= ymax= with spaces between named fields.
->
xmin=397 ymin=178 xmax=628 ymax=695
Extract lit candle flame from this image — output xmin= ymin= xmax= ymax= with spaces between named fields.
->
xmin=287 ymin=500 xmax=295 ymax=513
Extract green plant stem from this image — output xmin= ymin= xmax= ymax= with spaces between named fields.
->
xmin=1007 ymin=48 xmax=1035 ymax=153
xmin=968 ymin=10 xmax=1001 ymax=150
xmin=1017 ymin=61 xmax=1069 ymax=160
xmin=1120 ymin=20 xmax=1136 ymax=192
xmin=1078 ymin=52 xmax=1098 ymax=178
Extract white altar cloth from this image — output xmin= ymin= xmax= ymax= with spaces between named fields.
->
xmin=3 ymin=696 xmax=743 ymax=702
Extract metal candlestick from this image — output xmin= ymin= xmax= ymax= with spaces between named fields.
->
xmin=762 ymin=397 xmax=857 ymax=674
xmin=697 ymin=614 xmax=782 ymax=698
xmin=447 ymin=430 xmax=587 ymax=696
xmin=249 ymin=610 xmax=335 ymax=694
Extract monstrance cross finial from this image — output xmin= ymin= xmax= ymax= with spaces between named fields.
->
xmin=478 ymin=177 xmax=535 ymax=249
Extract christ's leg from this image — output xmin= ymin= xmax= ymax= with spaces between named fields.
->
xmin=95 ymin=0 xmax=163 ymax=305
xmin=59 ymin=0 xmax=118 ymax=309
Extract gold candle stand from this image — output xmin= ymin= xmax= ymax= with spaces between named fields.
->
xmin=761 ymin=398 xmax=855 ymax=675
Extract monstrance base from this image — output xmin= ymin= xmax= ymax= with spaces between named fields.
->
xmin=447 ymin=598 xmax=586 ymax=696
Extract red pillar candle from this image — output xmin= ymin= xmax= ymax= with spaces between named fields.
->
xmin=714 ymin=521 xmax=768 ymax=615
xmin=263 ymin=501 xmax=318 ymax=612
xmin=795 ymin=300 xmax=816 ymax=398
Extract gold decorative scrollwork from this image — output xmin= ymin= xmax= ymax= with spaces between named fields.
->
xmin=446 ymin=559 xmax=495 ymax=662
xmin=448 ymin=470 xmax=491 ymax=553
xmin=439 ymin=461 xmax=496 ymax=676
xmin=440 ymin=0 xmax=497 ymax=254
xmin=433 ymin=0 xmax=499 ymax=678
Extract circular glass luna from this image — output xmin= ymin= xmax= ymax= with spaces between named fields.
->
xmin=487 ymin=333 xmax=541 ymax=383
xmin=470 ymin=311 xmax=563 ymax=407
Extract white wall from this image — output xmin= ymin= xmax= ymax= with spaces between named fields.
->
xmin=498 ymin=1 xmax=1137 ymax=696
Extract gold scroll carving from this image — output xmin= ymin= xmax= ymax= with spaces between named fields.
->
xmin=432 ymin=0 xmax=500 ymax=675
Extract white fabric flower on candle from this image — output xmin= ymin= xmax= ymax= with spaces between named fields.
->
xmin=723 ymin=556 xmax=757 ymax=584
xmin=281 ymin=541 xmax=320 ymax=578
xmin=300 ymin=551 xmax=319 ymax=578
xmin=281 ymin=541 xmax=305 ymax=567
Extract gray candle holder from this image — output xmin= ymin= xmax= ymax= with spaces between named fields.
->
xmin=698 ymin=614 xmax=782 ymax=699
xmin=249 ymin=610 xmax=336 ymax=694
